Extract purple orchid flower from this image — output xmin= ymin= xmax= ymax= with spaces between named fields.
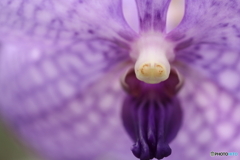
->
xmin=0 ymin=0 xmax=240 ymax=160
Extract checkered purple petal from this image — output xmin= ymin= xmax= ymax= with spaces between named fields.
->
xmin=165 ymin=1 xmax=240 ymax=159
xmin=166 ymin=0 xmax=240 ymax=99
xmin=0 ymin=0 xmax=137 ymax=159
xmin=168 ymin=66 xmax=240 ymax=160
xmin=168 ymin=1 xmax=240 ymax=85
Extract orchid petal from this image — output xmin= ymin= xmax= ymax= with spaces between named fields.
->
xmin=168 ymin=67 xmax=240 ymax=160
xmin=164 ymin=1 xmax=240 ymax=159
xmin=0 ymin=0 xmax=137 ymax=159
xmin=0 ymin=66 xmax=135 ymax=160
xmin=135 ymin=0 xmax=171 ymax=32
xmin=0 ymin=40 xmax=136 ymax=160
xmin=0 ymin=0 xmax=136 ymax=40
xmin=168 ymin=0 xmax=240 ymax=49
xmin=168 ymin=0 xmax=240 ymax=94
xmin=167 ymin=0 xmax=240 ymax=57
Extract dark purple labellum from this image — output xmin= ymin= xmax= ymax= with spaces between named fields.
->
xmin=122 ymin=96 xmax=182 ymax=160
xmin=121 ymin=68 xmax=183 ymax=160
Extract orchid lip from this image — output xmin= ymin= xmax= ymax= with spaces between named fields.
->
xmin=121 ymin=67 xmax=183 ymax=159
xmin=122 ymin=96 xmax=183 ymax=160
